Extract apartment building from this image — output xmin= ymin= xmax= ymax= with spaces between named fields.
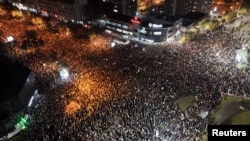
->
xmin=101 ymin=0 xmax=137 ymax=16
xmin=8 ymin=0 xmax=88 ymax=23
xmin=165 ymin=0 xmax=213 ymax=16
xmin=137 ymin=0 xmax=164 ymax=11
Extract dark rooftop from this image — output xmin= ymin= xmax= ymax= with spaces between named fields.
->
xmin=182 ymin=12 xmax=208 ymax=27
xmin=155 ymin=14 xmax=183 ymax=22
xmin=106 ymin=13 xmax=140 ymax=24
xmin=0 ymin=53 xmax=31 ymax=103
xmin=182 ymin=12 xmax=207 ymax=21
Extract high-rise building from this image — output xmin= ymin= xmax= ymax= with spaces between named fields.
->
xmin=165 ymin=0 xmax=213 ymax=16
xmin=137 ymin=0 xmax=164 ymax=11
xmin=101 ymin=0 xmax=137 ymax=16
xmin=8 ymin=0 xmax=88 ymax=23
xmin=101 ymin=0 xmax=167 ymax=17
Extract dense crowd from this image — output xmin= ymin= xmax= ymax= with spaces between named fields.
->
xmin=1 ymin=10 xmax=250 ymax=141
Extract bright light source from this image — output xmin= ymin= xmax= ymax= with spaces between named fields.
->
xmin=236 ymin=48 xmax=248 ymax=64
xmin=7 ymin=36 xmax=14 ymax=42
xmin=83 ymin=24 xmax=88 ymax=28
xmin=175 ymin=30 xmax=180 ymax=35
xmin=235 ymin=54 xmax=242 ymax=62
xmin=131 ymin=16 xmax=140 ymax=24
xmin=198 ymin=110 xmax=209 ymax=119
xmin=111 ymin=41 xmax=116 ymax=48
xmin=213 ymin=7 xmax=217 ymax=12
xmin=60 ymin=68 xmax=69 ymax=80
xmin=29 ymin=8 xmax=37 ymax=13
xmin=155 ymin=130 xmax=159 ymax=137
xmin=28 ymin=96 xmax=34 ymax=107
xmin=105 ymin=30 xmax=112 ymax=34
xmin=15 ymin=117 xmax=27 ymax=130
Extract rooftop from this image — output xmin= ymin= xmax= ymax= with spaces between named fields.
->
xmin=106 ymin=13 xmax=140 ymax=24
xmin=182 ymin=12 xmax=208 ymax=27
xmin=0 ymin=53 xmax=31 ymax=104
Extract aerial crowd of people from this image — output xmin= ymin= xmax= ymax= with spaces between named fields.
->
xmin=1 ymin=7 xmax=250 ymax=141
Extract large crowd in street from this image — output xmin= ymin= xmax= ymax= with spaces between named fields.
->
xmin=1 ymin=8 xmax=250 ymax=141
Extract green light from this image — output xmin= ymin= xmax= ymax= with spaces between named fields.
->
xmin=20 ymin=117 xmax=27 ymax=124
xmin=15 ymin=117 xmax=28 ymax=130
xmin=21 ymin=125 xmax=26 ymax=130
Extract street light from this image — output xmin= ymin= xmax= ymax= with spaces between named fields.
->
xmin=59 ymin=68 xmax=69 ymax=80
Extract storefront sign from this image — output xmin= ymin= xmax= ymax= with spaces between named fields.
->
xmin=131 ymin=16 xmax=140 ymax=24
xmin=153 ymin=31 xmax=162 ymax=35
xmin=140 ymin=28 xmax=146 ymax=34
xmin=148 ymin=23 xmax=163 ymax=28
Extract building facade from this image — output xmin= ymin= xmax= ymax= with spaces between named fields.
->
xmin=102 ymin=0 xmax=137 ymax=16
xmin=105 ymin=13 xmax=141 ymax=39
xmin=105 ymin=13 xmax=182 ymax=43
xmin=138 ymin=16 xmax=182 ymax=43
xmin=137 ymin=0 xmax=165 ymax=11
xmin=8 ymin=0 xmax=88 ymax=23
xmin=165 ymin=0 xmax=213 ymax=16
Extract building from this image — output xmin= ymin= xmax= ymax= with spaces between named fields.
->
xmin=196 ymin=0 xmax=213 ymax=14
xmin=8 ymin=0 xmax=88 ymax=23
xmin=137 ymin=0 xmax=164 ymax=11
xmin=101 ymin=0 xmax=137 ymax=16
xmin=165 ymin=0 xmax=213 ymax=16
xmin=105 ymin=13 xmax=182 ymax=43
xmin=101 ymin=0 xmax=166 ymax=17
xmin=0 ymin=53 xmax=36 ymax=139
xmin=138 ymin=15 xmax=182 ymax=43
xmin=211 ymin=0 xmax=243 ymax=16
xmin=105 ymin=13 xmax=141 ymax=39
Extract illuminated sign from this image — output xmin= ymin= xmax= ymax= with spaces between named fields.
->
xmin=107 ymin=21 xmax=128 ymax=29
xmin=140 ymin=27 xmax=146 ymax=34
xmin=131 ymin=16 xmax=140 ymax=24
xmin=148 ymin=23 xmax=163 ymax=28
xmin=153 ymin=31 xmax=162 ymax=35
xmin=148 ymin=23 xmax=152 ymax=28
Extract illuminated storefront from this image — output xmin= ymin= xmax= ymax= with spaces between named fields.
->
xmin=105 ymin=14 xmax=140 ymax=39
xmin=139 ymin=17 xmax=182 ymax=43
xmin=139 ymin=21 xmax=170 ymax=43
xmin=105 ymin=13 xmax=182 ymax=43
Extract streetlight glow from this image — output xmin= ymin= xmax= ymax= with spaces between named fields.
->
xmin=60 ymin=68 xmax=69 ymax=80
